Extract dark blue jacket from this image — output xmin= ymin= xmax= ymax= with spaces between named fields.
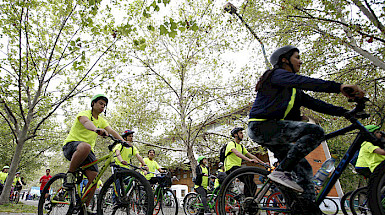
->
xmin=249 ymin=69 xmax=348 ymax=121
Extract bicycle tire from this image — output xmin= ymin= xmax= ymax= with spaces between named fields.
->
xmin=320 ymin=197 xmax=339 ymax=215
xmin=14 ymin=191 xmax=20 ymax=204
xmin=350 ymin=186 xmax=371 ymax=215
xmin=156 ymin=188 xmax=178 ymax=215
xmin=368 ymin=159 xmax=385 ymax=215
xmin=97 ymin=169 xmax=154 ymax=215
xmin=183 ymin=192 xmax=201 ymax=215
xmin=340 ymin=190 xmax=353 ymax=215
xmin=217 ymin=166 xmax=293 ymax=215
xmin=38 ymin=173 xmax=73 ymax=215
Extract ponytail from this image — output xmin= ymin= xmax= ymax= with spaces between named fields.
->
xmin=255 ymin=68 xmax=276 ymax=92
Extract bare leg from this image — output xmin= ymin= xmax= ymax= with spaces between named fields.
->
xmin=69 ymin=142 xmax=91 ymax=172
xmin=84 ymin=170 xmax=98 ymax=206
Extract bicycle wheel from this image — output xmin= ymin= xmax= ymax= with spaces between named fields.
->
xmin=320 ymin=197 xmax=338 ymax=215
xmin=265 ymin=192 xmax=287 ymax=215
xmin=183 ymin=193 xmax=202 ymax=215
xmin=368 ymin=160 xmax=385 ymax=215
xmin=350 ymin=186 xmax=370 ymax=215
xmin=38 ymin=173 xmax=72 ymax=215
xmin=14 ymin=191 xmax=20 ymax=204
xmin=156 ymin=188 xmax=178 ymax=215
xmin=340 ymin=191 xmax=353 ymax=215
xmin=97 ymin=169 xmax=154 ymax=215
xmin=217 ymin=166 xmax=292 ymax=215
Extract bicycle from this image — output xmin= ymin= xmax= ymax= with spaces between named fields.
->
xmin=146 ymin=171 xmax=178 ymax=215
xmin=38 ymin=134 xmax=154 ymax=215
xmin=217 ymin=92 xmax=383 ymax=214
xmin=183 ymin=175 xmax=239 ymax=215
xmin=340 ymin=190 xmax=353 ymax=215
xmin=9 ymin=186 xmax=20 ymax=204
xmin=349 ymin=186 xmax=370 ymax=215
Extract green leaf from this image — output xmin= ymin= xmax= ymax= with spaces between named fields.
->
xmin=160 ymin=25 xmax=168 ymax=35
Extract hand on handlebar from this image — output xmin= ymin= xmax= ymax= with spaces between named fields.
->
xmin=341 ymin=85 xmax=365 ymax=99
xmin=121 ymin=160 xmax=129 ymax=165
xmin=95 ymin=128 xmax=109 ymax=136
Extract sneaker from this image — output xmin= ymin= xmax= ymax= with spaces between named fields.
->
xmin=63 ymin=172 xmax=76 ymax=190
xmin=86 ymin=206 xmax=97 ymax=215
xmin=267 ymin=170 xmax=304 ymax=192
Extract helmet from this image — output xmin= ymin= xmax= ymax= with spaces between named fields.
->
xmin=2 ymin=166 xmax=9 ymax=170
xmin=91 ymin=94 xmax=108 ymax=107
xmin=218 ymin=162 xmax=224 ymax=168
xmin=365 ymin=125 xmax=380 ymax=132
xmin=197 ymin=156 xmax=206 ymax=164
xmin=148 ymin=149 xmax=156 ymax=154
xmin=16 ymin=172 xmax=21 ymax=174
xmin=121 ymin=129 xmax=135 ymax=138
xmin=231 ymin=127 xmax=244 ymax=137
xmin=269 ymin=45 xmax=299 ymax=66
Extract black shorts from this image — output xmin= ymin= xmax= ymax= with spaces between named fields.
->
xmin=63 ymin=141 xmax=98 ymax=172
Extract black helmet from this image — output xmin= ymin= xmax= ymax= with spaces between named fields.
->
xmin=121 ymin=129 xmax=135 ymax=138
xmin=269 ymin=45 xmax=299 ymax=66
xmin=231 ymin=127 xmax=244 ymax=137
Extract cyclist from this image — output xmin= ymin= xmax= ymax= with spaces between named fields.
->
xmin=0 ymin=166 xmax=9 ymax=194
xmin=39 ymin=169 xmax=52 ymax=195
xmin=224 ymin=127 xmax=265 ymax=197
xmin=214 ymin=162 xmax=224 ymax=189
xmin=356 ymin=125 xmax=384 ymax=175
xmin=247 ymin=45 xmax=365 ymax=214
xmin=13 ymin=172 xmax=25 ymax=192
xmin=112 ymin=129 xmax=148 ymax=201
xmin=62 ymin=94 xmax=128 ymax=214
xmin=194 ymin=156 xmax=211 ymax=215
xmin=113 ymin=129 xmax=148 ymax=170
xmin=141 ymin=149 xmax=165 ymax=184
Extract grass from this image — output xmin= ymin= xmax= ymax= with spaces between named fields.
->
xmin=0 ymin=202 xmax=37 ymax=213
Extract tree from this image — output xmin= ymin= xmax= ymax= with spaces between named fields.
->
xmin=0 ymin=0 xmax=129 ymax=203
xmin=109 ymin=0 xmax=260 ymax=175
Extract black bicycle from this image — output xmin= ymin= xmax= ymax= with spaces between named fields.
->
xmin=217 ymin=91 xmax=384 ymax=214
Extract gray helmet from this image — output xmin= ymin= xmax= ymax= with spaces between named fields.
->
xmin=269 ymin=45 xmax=299 ymax=66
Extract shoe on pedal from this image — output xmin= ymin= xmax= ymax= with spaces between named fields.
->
xmin=267 ymin=170 xmax=304 ymax=193
xmin=86 ymin=206 xmax=97 ymax=215
xmin=63 ymin=172 xmax=76 ymax=190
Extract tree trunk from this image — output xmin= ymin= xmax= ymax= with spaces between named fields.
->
xmin=187 ymin=146 xmax=197 ymax=178
xmin=0 ymin=139 xmax=24 ymax=204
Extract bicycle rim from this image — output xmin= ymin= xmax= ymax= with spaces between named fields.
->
xmin=183 ymin=193 xmax=201 ymax=215
xmin=320 ymin=198 xmax=339 ymax=215
xmin=350 ymin=187 xmax=371 ymax=215
xmin=157 ymin=188 xmax=178 ymax=215
xmin=217 ymin=166 xmax=291 ymax=215
xmin=37 ymin=173 xmax=73 ymax=215
xmin=368 ymin=160 xmax=385 ymax=215
xmin=97 ymin=170 xmax=154 ymax=215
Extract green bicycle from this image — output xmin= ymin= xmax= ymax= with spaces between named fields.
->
xmin=38 ymin=134 xmax=154 ymax=215
xmin=148 ymin=171 xmax=178 ymax=215
xmin=183 ymin=175 xmax=239 ymax=215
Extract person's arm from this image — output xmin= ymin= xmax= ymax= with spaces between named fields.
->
xmin=104 ymin=126 xmax=126 ymax=142
xmin=231 ymin=148 xmax=253 ymax=163
xmin=136 ymin=154 xmax=149 ymax=171
xmin=78 ymin=116 xmax=109 ymax=136
xmin=300 ymin=91 xmax=348 ymax=116
xmin=115 ymin=148 xmax=129 ymax=166
xmin=245 ymin=152 xmax=265 ymax=164
xmin=373 ymin=148 xmax=385 ymax=156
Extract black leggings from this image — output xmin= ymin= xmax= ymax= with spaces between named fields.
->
xmin=195 ymin=186 xmax=209 ymax=212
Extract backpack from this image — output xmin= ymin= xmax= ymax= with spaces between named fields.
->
xmin=219 ymin=141 xmax=244 ymax=163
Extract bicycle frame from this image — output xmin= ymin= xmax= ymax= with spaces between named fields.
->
xmin=190 ymin=186 xmax=220 ymax=210
xmin=315 ymin=117 xmax=376 ymax=205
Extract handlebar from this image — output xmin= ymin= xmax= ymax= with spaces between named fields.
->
xmin=106 ymin=134 xmax=132 ymax=152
